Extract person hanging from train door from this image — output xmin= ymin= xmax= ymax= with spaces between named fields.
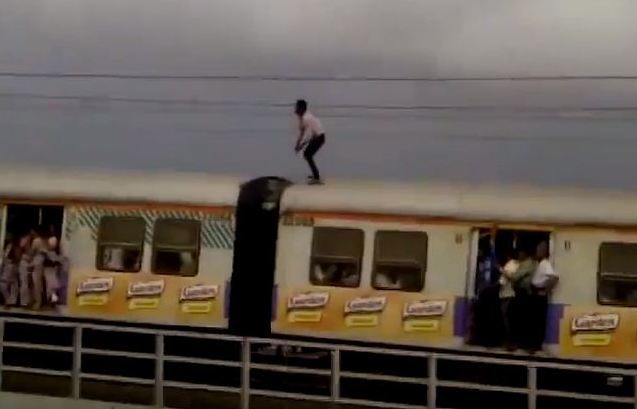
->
xmin=18 ymin=230 xmax=35 ymax=308
xmin=527 ymin=241 xmax=559 ymax=353
xmin=28 ymin=232 xmax=47 ymax=310
xmin=42 ymin=235 xmax=61 ymax=305
xmin=509 ymin=242 xmax=537 ymax=351
xmin=469 ymin=233 xmax=500 ymax=347
xmin=0 ymin=237 xmax=20 ymax=306
xmin=475 ymin=237 xmax=497 ymax=295
xmin=498 ymin=247 xmax=519 ymax=351
xmin=294 ymin=99 xmax=326 ymax=185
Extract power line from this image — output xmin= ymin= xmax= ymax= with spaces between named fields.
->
xmin=2 ymin=93 xmax=636 ymax=141
xmin=1 ymin=72 xmax=637 ymax=82
xmin=2 ymin=92 xmax=637 ymax=113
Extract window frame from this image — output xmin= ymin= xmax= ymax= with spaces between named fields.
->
xmin=309 ymin=226 xmax=364 ymax=288
xmin=372 ymin=230 xmax=428 ymax=292
xmin=597 ymin=241 xmax=637 ymax=307
xmin=151 ymin=218 xmax=201 ymax=277
xmin=96 ymin=215 xmax=146 ymax=273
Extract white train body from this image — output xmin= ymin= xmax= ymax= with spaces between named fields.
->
xmin=0 ymin=166 xmax=635 ymax=363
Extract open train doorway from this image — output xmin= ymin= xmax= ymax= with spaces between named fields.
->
xmin=468 ymin=227 xmax=552 ymax=349
xmin=4 ymin=204 xmax=64 ymax=247
xmin=228 ymin=177 xmax=291 ymax=337
xmin=1 ymin=204 xmax=65 ymax=308
xmin=472 ymin=228 xmax=552 ymax=295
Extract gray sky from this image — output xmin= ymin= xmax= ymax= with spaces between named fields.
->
xmin=1 ymin=0 xmax=637 ymax=188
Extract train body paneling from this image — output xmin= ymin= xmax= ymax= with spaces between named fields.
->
xmin=272 ymin=182 xmax=637 ymax=363
xmin=63 ymin=204 xmax=235 ymax=327
xmin=0 ymin=166 xmax=241 ymax=328
xmin=1 ymin=166 xmax=637 ymax=364
xmin=272 ymin=211 xmax=469 ymax=348
xmin=551 ymin=228 xmax=637 ymax=360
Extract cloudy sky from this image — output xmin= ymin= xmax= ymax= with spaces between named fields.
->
xmin=1 ymin=0 xmax=636 ymax=188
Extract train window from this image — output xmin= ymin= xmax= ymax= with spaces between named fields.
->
xmin=152 ymin=219 xmax=200 ymax=277
xmin=372 ymin=231 xmax=427 ymax=292
xmin=96 ymin=216 xmax=145 ymax=272
xmin=309 ymin=227 xmax=363 ymax=287
xmin=598 ymin=242 xmax=637 ymax=306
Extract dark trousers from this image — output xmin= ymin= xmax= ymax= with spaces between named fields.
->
xmin=500 ymin=297 xmax=514 ymax=347
xmin=469 ymin=285 xmax=503 ymax=347
xmin=303 ymin=134 xmax=325 ymax=179
xmin=514 ymin=292 xmax=548 ymax=351
xmin=528 ymin=294 xmax=549 ymax=350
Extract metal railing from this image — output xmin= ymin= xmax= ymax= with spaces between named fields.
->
xmin=0 ymin=316 xmax=635 ymax=409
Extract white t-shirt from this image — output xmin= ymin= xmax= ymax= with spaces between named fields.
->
xmin=499 ymin=259 xmax=519 ymax=299
xmin=532 ymin=258 xmax=558 ymax=288
xmin=299 ymin=112 xmax=325 ymax=140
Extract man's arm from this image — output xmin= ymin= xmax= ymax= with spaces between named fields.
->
xmin=510 ymin=260 xmax=535 ymax=282
xmin=295 ymin=121 xmax=306 ymax=152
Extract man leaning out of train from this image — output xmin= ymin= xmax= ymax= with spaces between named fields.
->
xmin=527 ymin=241 xmax=559 ymax=353
xmin=511 ymin=241 xmax=559 ymax=353
xmin=507 ymin=245 xmax=538 ymax=351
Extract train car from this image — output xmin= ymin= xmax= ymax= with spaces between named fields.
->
xmin=272 ymin=181 xmax=637 ymax=363
xmin=2 ymin=166 xmax=637 ymax=364
xmin=0 ymin=166 xmax=241 ymax=328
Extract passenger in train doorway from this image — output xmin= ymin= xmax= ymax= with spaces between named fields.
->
xmin=0 ymin=238 xmax=21 ymax=306
xmin=18 ymin=230 xmax=36 ymax=308
xmin=29 ymin=234 xmax=48 ymax=310
xmin=13 ymin=228 xmax=65 ymax=310
xmin=469 ymin=239 xmax=501 ymax=347
xmin=294 ymin=99 xmax=326 ymax=185
xmin=527 ymin=241 xmax=559 ymax=352
xmin=42 ymin=235 xmax=62 ymax=305
xmin=498 ymin=248 xmax=519 ymax=351
xmin=508 ymin=244 xmax=538 ymax=352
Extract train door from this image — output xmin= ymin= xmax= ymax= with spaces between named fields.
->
xmin=4 ymin=204 xmax=64 ymax=243
xmin=467 ymin=227 xmax=552 ymax=348
xmin=228 ymin=177 xmax=291 ymax=337
xmin=1 ymin=204 xmax=64 ymax=308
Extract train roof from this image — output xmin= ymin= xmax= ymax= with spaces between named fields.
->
xmin=0 ymin=165 xmax=242 ymax=207
xmin=281 ymin=180 xmax=637 ymax=227
xmin=4 ymin=165 xmax=637 ymax=227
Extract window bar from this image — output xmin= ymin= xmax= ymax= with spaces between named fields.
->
xmin=241 ymin=339 xmax=251 ymax=409
xmin=155 ymin=334 xmax=164 ymax=407
xmin=528 ymin=366 xmax=537 ymax=409
xmin=428 ymin=355 xmax=437 ymax=409
xmin=331 ymin=348 xmax=340 ymax=401
xmin=72 ymin=326 xmax=82 ymax=399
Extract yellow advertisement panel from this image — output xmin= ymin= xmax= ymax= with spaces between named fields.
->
xmin=68 ymin=271 xmax=226 ymax=327
xmin=273 ymin=287 xmax=456 ymax=347
xmin=559 ymin=305 xmax=637 ymax=361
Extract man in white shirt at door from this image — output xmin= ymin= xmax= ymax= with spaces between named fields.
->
xmin=528 ymin=241 xmax=559 ymax=352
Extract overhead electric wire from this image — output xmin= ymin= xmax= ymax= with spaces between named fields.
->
xmin=1 ymin=72 xmax=637 ymax=82
xmin=2 ymin=92 xmax=637 ymax=113
xmin=2 ymin=92 xmax=636 ymax=142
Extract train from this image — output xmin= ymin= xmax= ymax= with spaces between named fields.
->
xmin=0 ymin=165 xmax=635 ymax=364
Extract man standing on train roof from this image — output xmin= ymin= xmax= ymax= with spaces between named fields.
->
xmin=294 ymin=99 xmax=326 ymax=185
